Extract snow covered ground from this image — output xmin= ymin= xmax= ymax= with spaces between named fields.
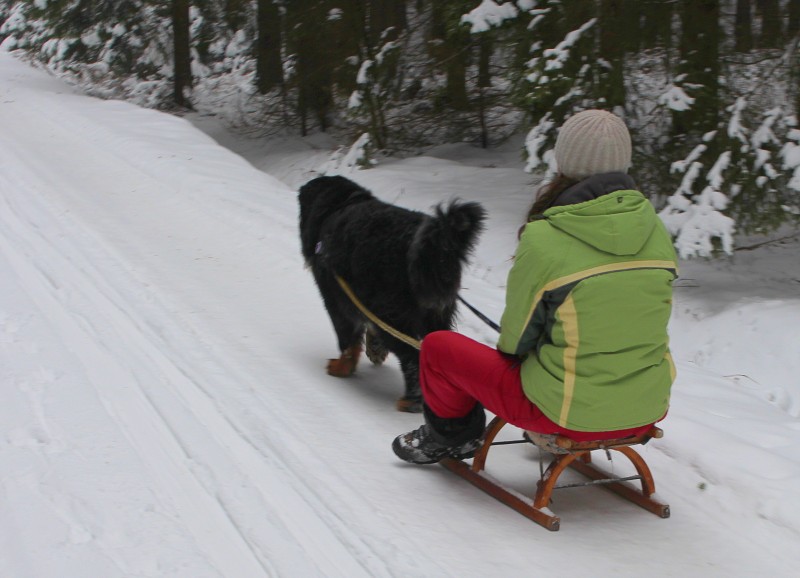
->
xmin=1 ymin=50 xmax=799 ymax=577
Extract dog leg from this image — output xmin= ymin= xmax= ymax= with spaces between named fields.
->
xmin=327 ymin=344 xmax=363 ymax=377
xmin=394 ymin=347 xmax=423 ymax=413
xmin=396 ymin=397 xmax=422 ymax=413
xmin=365 ymin=326 xmax=389 ymax=366
xmin=316 ymin=280 xmax=365 ymax=377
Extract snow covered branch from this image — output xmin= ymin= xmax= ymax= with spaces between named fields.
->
xmin=659 ymin=186 xmax=735 ymax=259
xmin=461 ymin=1 xmax=520 ymax=33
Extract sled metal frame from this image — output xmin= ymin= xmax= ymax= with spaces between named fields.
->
xmin=440 ymin=416 xmax=670 ymax=531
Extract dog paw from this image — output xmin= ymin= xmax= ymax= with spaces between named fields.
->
xmin=327 ymin=357 xmax=355 ymax=377
xmin=365 ymin=328 xmax=389 ymax=366
xmin=395 ymin=397 xmax=423 ymax=413
xmin=326 ymin=345 xmax=362 ymax=377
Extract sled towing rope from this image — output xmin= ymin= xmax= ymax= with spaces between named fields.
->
xmin=440 ymin=416 xmax=670 ymax=531
xmin=335 ymin=275 xmax=501 ymax=349
xmin=335 ymin=275 xmax=422 ymax=349
xmin=335 ymin=274 xmax=668 ymax=529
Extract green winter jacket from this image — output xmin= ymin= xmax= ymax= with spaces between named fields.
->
xmin=497 ymin=175 xmax=678 ymax=432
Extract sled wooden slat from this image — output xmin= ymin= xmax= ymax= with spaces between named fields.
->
xmin=441 ymin=416 xmax=670 ymax=530
xmin=440 ymin=457 xmax=561 ymax=531
xmin=566 ymin=451 xmax=670 ymax=518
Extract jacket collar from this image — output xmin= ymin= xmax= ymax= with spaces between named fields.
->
xmin=549 ymin=172 xmax=637 ymax=209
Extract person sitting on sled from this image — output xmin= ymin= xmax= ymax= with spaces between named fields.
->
xmin=393 ymin=109 xmax=679 ymax=464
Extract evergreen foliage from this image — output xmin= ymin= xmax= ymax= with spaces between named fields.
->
xmin=1 ymin=0 xmax=798 ymax=249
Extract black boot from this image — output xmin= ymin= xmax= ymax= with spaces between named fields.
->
xmin=392 ymin=404 xmax=486 ymax=464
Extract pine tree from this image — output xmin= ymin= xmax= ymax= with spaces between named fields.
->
xmin=223 ymin=0 xmax=249 ymax=31
xmin=172 ymin=0 xmax=193 ymax=108
xmin=673 ymin=0 xmax=720 ymax=140
xmin=368 ymin=0 xmax=406 ymax=45
xmin=641 ymin=0 xmax=672 ymax=50
xmin=790 ymin=0 xmax=800 ymax=36
xmin=735 ymin=0 xmax=753 ymax=53
xmin=519 ymin=0 xmax=600 ymax=173
xmin=285 ymin=0 xmax=336 ymax=134
xmin=256 ymin=0 xmax=283 ymax=93
xmin=598 ymin=0 xmax=628 ymax=110
xmin=758 ymin=0 xmax=782 ymax=48
xmin=340 ymin=0 xmax=406 ymax=150
xmin=2 ymin=0 xmax=799 ymax=241
xmin=428 ymin=1 xmax=471 ymax=111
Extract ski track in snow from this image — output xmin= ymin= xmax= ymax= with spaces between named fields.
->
xmin=2 ymin=53 xmax=800 ymax=576
xmin=0 ymin=70 xmax=416 ymax=577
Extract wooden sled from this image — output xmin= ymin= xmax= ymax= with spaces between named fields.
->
xmin=440 ymin=416 xmax=670 ymax=531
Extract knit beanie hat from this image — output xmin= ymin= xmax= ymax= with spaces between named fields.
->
xmin=554 ymin=109 xmax=632 ymax=180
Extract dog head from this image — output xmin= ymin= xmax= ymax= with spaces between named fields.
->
xmin=298 ymin=175 xmax=374 ymax=264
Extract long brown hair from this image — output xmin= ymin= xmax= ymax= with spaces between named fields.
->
xmin=518 ymin=173 xmax=577 ymax=238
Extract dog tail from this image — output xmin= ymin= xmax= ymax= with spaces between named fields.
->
xmin=408 ymin=200 xmax=486 ymax=310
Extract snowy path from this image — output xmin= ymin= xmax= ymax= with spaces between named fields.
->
xmin=0 ymin=64 xmax=401 ymax=577
xmin=1 ymin=52 xmax=799 ymax=577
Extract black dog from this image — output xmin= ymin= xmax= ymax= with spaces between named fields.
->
xmin=298 ymin=175 xmax=485 ymax=412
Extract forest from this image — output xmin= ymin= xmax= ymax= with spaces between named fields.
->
xmin=1 ymin=0 xmax=799 ymax=251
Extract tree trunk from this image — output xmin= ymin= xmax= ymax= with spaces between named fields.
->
xmin=477 ymin=35 xmax=492 ymax=148
xmin=621 ymin=0 xmax=642 ymax=54
xmin=256 ymin=0 xmax=283 ymax=93
xmin=429 ymin=2 xmax=470 ymax=111
xmin=369 ymin=0 xmax=407 ymax=44
xmin=286 ymin=1 xmax=334 ymax=133
xmin=758 ymin=0 xmax=781 ymax=47
xmin=445 ymin=47 xmax=469 ymax=111
xmin=796 ymin=71 xmax=800 ymax=119
xmin=599 ymin=0 xmax=626 ymax=109
xmin=477 ymin=35 xmax=491 ymax=89
xmin=172 ymin=0 xmax=193 ymax=109
xmin=735 ymin=0 xmax=753 ymax=52
xmin=788 ymin=0 xmax=800 ymax=36
xmin=642 ymin=0 xmax=673 ymax=49
xmin=224 ymin=0 xmax=248 ymax=31
xmin=674 ymin=0 xmax=720 ymax=138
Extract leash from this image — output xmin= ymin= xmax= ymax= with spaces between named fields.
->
xmin=457 ymin=295 xmax=500 ymax=333
xmin=335 ymin=275 xmax=502 ymax=351
xmin=335 ymin=276 xmax=422 ymax=350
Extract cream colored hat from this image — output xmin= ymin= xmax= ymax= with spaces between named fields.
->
xmin=554 ymin=109 xmax=632 ymax=180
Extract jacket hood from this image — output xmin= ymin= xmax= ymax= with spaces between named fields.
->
xmin=544 ymin=175 xmax=657 ymax=256
xmin=549 ymin=172 xmax=637 ymax=208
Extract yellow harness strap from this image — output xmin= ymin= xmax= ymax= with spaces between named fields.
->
xmin=335 ymin=275 xmax=422 ymax=350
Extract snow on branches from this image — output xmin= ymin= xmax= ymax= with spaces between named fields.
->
xmin=319 ymin=133 xmax=375 ymax=174
xmin=658 ymin=84 xmax=695 ymax=112
xmin=782 ymin=127 xmax=800 ymax=193
xmin=541 ymin=18 xmax=596 ymax=73
xmin=461 ymin=1 xmax=520 ymax=34
xmin=523 ymin=113 xmax=556 ymax=175
xmin=658 ymin=98 xmax=800 ymax=257
xmin=660 ymin=143 xmax=735 ymax=259
xmin=660 ymin=185 xmax=735 ymax=259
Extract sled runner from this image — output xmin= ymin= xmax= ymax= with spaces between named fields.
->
xmin=440 ymin=416 xmax=670 ymax=531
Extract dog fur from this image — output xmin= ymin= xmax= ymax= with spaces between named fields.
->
xmin=298 ymin=175 xmax=486 ymax=412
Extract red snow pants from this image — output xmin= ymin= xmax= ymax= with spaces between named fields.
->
xmin=419 ymin=331 xmax=653 ymax=442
